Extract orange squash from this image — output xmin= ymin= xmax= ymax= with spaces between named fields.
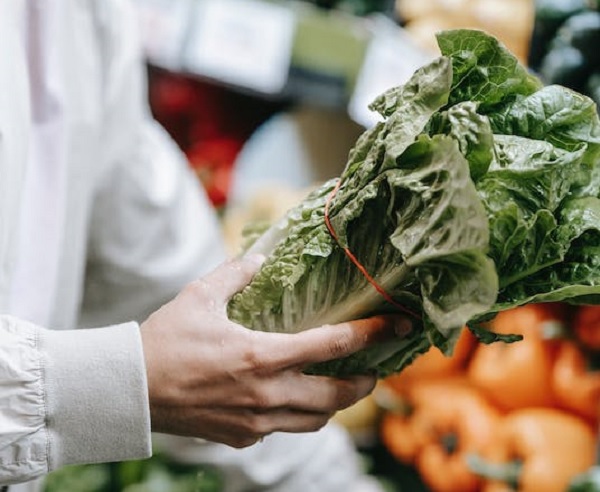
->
xmin=473 ymin=408 xmax=596 ymax=492
xmin=467 ymin=304 xmax=564 ymax=410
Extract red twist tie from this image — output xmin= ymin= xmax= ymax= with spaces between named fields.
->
xmin=324 ymin=178 xmax=420 ymax=319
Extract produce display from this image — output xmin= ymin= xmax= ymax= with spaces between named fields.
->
xmin=528 ymin=0 xmax=600 ymax=108
xmin=227 ymin=29 xmax=600 ymax=378
xmin=43 ymin=453 xmax=222 ymax=492
xmin=40 ymin=14 xmax=600 ymax=492
xmin=379 ymin=303 xmax=600 ymax=492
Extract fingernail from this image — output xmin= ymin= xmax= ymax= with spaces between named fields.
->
xmin=394 ymin=317 xmax=413 ymax=338
xmin=357 ymin=375 xmax=377 ymax=395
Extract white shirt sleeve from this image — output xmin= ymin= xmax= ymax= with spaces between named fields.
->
xmin=79 ymin=0 xmax=226 ymax=329
xmin=0 ymin=316 xmax=152 ymax=486
xmin=0 ymin=0 xmax=218 ymax=486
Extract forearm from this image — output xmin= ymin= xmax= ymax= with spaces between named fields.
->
xmin=0 ymin=315 xmax=152 ymax=485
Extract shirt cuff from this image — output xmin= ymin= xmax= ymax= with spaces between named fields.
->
xmin=39 ymin=322 xmax=152 ymax=470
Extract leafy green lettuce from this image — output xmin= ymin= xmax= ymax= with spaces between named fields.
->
xmin=227 ymin=29 xmax=600 ymax=377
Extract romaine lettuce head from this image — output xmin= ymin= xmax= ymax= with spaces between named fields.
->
xmin=227 ymin=30 xmax=600 ymax=377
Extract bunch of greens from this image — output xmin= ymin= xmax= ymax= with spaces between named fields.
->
xmin=227 ymin=29 xmax=600 ymax=377
xmin=42 ymin=454 xmax=223 ymax=492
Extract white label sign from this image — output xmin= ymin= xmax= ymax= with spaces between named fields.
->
xmin=184 ymin=0 xmax=296 ymax=94
xmin=348 ymin=17 xmax=435 ymax=128
xmin=134 ymin=0 xmax=193 ymax=71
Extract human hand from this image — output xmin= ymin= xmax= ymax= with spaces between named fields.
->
xmin=140 ymin=255 xmax=412 ymax=448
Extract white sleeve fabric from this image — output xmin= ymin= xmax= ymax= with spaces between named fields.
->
xmin=0 ymin=317 xmax=46 ymax=485
xmin=80 ymin=0 xmax=226 ymax=329
xmin=80 ymin=119 xmax=225 ymax=328
xmin=0 ymin=316 xmax=151 ymax=486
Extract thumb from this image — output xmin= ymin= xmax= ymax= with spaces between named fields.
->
xmin=202 ymin=254 xmax=266 ymax=302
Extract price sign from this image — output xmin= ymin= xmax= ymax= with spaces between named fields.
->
xmin=348 ymin=16 xmax=435 ymax=128
xmin=183 ymin=0 xmax=296 ymax=94
xmin=134 ymin=0 xmax=193 ymax=71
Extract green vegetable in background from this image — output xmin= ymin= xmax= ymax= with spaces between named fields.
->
xmin=227 ymin=29 xmax=600 ymax=377
xmin=529 ymin=0 xmax=600 ymax=107
xmin=43 ymin=454 xmax=223 ymax=492
xmin=569 ymin=466 xmax=600 ymax=492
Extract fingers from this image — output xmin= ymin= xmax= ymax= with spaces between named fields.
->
xmin=196 ymin=254 xmax=265 ymax=303
xmin=280 ymin=374 xmax=377 ymax=413
xmin=222 ymin=409 xmax=335 ymax=443
xmin=220 ymin=371 xmax=376 ymax=414
xmin=151 ymin=404 xmax=337 ymax=448
xmin=199 ymin=409 xmax=337 ymax=448
xmin=194 ymin=374 xmax=375 ymax=446
xmin=274 ymin=314 xmax=413 ymax=368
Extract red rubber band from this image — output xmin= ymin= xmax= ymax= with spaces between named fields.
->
xmin=324 ymin=179 xmax=420 ymax=319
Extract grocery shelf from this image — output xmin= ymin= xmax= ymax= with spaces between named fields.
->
xmin=134 ymin=0 xmax=432 ymax=126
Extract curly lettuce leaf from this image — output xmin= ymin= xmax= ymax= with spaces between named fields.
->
xmin=490 ymin=197 xmax=600 ymax=310
xmin=490 ymin=85 xmax=600 ymax=197
xmin=436 ymin=29 xmax=542 ymax=112
xmin=226 ymin=29 xmax=600 ymax=377
xmin=490 ymin=85 xmax=600 ymax=160
xmin=228 ymin=57 xmax=496 ymax=376
xmin=473 ymin=135 xmax=587 ymax=286
xmin=432 ymin=101 xmax=494 ymax=181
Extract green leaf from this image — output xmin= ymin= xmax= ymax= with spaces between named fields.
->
xmin=429 ymin=101 xmax=494 ymax=181
xmin=467 ymin=323 xmax=523 ymax=344
xmin=490 ymin=85 xmax=600 ymax=171
xmin=436 ymin=29 xmax=542 ymax=112
xmin=228 ymin=58 xmax=494 ymax=376
xmin=492 ymin=197 xmax=600 ymax=310
xmin=226 ymin=29 xmax=600 ymax=378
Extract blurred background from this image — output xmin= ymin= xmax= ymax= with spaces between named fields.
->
xmin=44 ymin=0 xmax=600 ymax=490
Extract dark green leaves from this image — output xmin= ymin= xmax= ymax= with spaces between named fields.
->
xmin=227 ymin=29 xmax=600 ymax=377
xmin=436 ymin=29 xmax=542 ymax=112
xmin=491 ymin=85 xmax=600 ymax=161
